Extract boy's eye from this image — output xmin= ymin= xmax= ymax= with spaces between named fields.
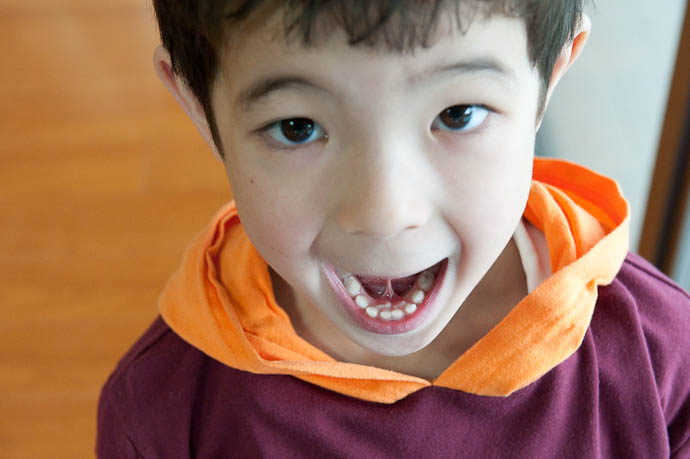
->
xmin=431 ymin=105 xmax=489 ymax=132
xmin=263 ymin=118 xmax=327 ymax=147
xmin=260 ymin=105 xmax=487 ymax=149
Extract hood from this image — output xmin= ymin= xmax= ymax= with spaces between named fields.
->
xmin=158 ymin=157 xmax=630 ymax=403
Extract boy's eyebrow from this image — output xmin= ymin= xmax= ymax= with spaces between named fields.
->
xmin=407 ymin=57 xmax=515 ymax=87
xmin=238 ymin=76 xmax=327 ymax=112
xmin=236 ymin=57 xmax=514 ymax=112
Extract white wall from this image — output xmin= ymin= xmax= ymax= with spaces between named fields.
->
xmin=536 ymin=1 xmax=687 ymax=252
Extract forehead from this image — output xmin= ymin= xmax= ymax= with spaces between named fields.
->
xmin=217 ymin=10 xmax=534 ymax=103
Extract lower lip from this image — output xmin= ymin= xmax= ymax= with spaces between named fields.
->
xmin=323 ymin=259 xmax=449 ymax=335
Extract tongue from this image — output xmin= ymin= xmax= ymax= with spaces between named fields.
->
xmin=391 ymin=274 xmax=419 ymax=296
xmin=358 ymin=273 xmax=419 ymax=299
xmin=359 ymin=278 xmax=387 ymax=298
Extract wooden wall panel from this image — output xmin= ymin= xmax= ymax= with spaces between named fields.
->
xmin=0 ymin=1 xmax=230 ymax=457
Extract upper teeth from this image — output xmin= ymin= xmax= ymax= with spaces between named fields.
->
xmin=336 ymin=268 xmax=352 ymax=279
xmin=336 ymin=264 xmax=439 ymax=321
xmin=344 ymin=276 xmax=361 ymax=296
xmin=418 ymin=272 xmax=434 ymax=291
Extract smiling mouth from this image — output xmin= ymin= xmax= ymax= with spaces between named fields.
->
xmin=324 ymin=258 xmax=448 ymax=334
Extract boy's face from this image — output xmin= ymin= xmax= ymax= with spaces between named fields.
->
xmin=210 ymin=11 xmax=541 ymax=356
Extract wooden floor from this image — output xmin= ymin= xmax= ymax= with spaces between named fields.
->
xmin=1 ymin=1 xmax=231 ymax=457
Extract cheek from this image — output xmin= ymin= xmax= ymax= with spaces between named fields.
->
xmin=224 ymin=159 xmax=322 ymax=262
xmin=442 ymin=124 xmax=535 ymax=242
xmin=216 ymin=94 xmax=328 ymax=267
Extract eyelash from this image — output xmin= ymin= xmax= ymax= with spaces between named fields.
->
xmin=257 ymin=104 xmax=493 ymax=150
xmin=259 ymin=118 xmax=328 ymax=151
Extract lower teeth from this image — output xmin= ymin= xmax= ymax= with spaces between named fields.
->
xmin=391 ymin=309 xmax=404 ymax=320
xmin=339 ymin=262 xmax=440 ymax=321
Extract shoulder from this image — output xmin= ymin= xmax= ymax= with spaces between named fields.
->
xmin=96 ymin=316 xmax=222 ymax=457
xmin=96 ymin=317 xmax=326 ymax=457
xmin=601 ymin=252 xmax=690 ymax=375
xmin=593 ymin=252 xmax=690 ymax=341
xmin=593 ymin=251 xmax=690 ymax=378
xmin=595 ymin=252 xmax=690 ymax=455
xmin=617 ymin=251 xmax=690 ymax=306
xmin=612 ymin=252 xmax=690 ymax=353
xmin=100 ymin=316 xmax=205 ymax=402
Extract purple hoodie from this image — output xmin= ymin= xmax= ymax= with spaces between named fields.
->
xmin=97 ymin=252 xmax=690 ymax=458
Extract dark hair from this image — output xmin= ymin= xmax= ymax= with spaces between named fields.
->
xmin=153 ymin=0 xmax=586 ymax=158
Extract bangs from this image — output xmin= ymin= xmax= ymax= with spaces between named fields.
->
xmin=207 ymin=0 xmax=522 ymax=54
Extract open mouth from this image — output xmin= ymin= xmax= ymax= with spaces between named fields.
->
xmin=324 ymin=258 xmax=448 ymax=335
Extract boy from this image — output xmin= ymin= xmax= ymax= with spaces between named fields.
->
xmin=97 ymin=1 xmax=690 ymax=457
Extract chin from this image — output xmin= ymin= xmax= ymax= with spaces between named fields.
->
xmin=340 ymin=307 xmax=452 ymax=357
xmin=361 ymin=335 xmax=435 ymax=357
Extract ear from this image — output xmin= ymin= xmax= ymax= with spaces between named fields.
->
xmin=537 ymin=13 xmax=591 ymax=129
xmin=152 ymin=45 xmax=223 ymax=162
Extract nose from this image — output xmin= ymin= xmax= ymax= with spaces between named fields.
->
xmin=334 ymin=141 xmax=432 ymax=240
